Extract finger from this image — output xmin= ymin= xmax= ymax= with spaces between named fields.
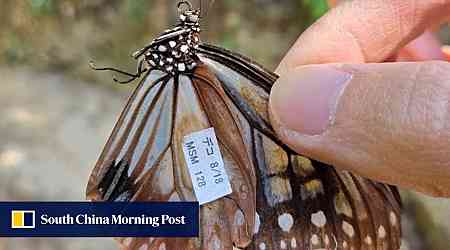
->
xmin=329 ymin=0 xmax=447 ymax=62
xmin=269 ymin=61 xmax=450 ymax=197
xmin=277 ymin=0 xmax=450 ymax=74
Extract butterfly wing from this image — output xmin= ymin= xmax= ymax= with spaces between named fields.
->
xmin=86 ymin=69 xmax=197 ymax=249
xmin=197 ymin=43 xmax=402 ymax=250
xmin=86 ymin=66 xmax=258 ymax=249
xmin=86 ymin=70 xmax=172 ymax=202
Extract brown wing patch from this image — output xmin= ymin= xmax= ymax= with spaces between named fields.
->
xmin=193 ymin=64 xmax=257 ymax=247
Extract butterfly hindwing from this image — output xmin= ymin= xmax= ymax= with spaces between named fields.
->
xmin=198 ymin=43 xmax=402 ymax=250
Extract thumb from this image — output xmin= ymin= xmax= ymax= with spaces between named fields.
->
xmin=269 ymin=62 xmax=450 ymax=197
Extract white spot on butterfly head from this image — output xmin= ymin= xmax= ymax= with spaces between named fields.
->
xmin=311 ymin=211 xmax=327 ymax=228
xmin=259 ymin=242 xmax=266 ymax=250
xmin=365 ymin=236 xmax=373 ymax=245
xmin=291 ymin=238 xmax=297 ymax=248
xmin=278 ymin=213 xmax=294 ymax=232
xmin=158 ymin=45 xmax=167 ymax=52
xmin=378 ymin=225 xmax=386 ymax=239
xmin=178 ymin=63 xmax=186 ymax=72
xmin=311 ymin=234 xmax=319 ymax=245
xmin=169 ymin=41 xmax=177 ymax=48
xmin=166 ymin=66 xmax=174 ymax=72
xmin=342 ymin=221 xmax=355 ymax=238
xmin=280 ymin=240 xmax=287 ymax=249
xmin=180 ymin=45 xmax=189 ymax=53
xmin=390 ymin=211 xmax=398 ymax=226
xmin=254 ymin=212 xmax=261 ymax=234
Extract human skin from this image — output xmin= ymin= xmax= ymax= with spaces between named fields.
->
xmin=269 ymin=0 xmax=450 ymax=197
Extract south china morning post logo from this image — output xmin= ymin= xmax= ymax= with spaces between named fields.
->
xmin=0 ymin=202 xmax=199 ymax=237
xmin=11 ymin=210 xmax=35 ymax=229
xmin=39 ymin=213 xmax=186 ymax=227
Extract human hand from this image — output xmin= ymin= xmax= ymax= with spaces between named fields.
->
xmin=269 ymin=0 xmax=450 ymax=197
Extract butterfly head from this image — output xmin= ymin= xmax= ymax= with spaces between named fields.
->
xmin=180 ymin=10 xmax=200 ymax=26
xmin=133 ymin=1 xmax=201 ymax=75
xmin=178 ymin=1 xmax=201 ymax=32
xmin=90 ymin=1 xmax=202 ymax=81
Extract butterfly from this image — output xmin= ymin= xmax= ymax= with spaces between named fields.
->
xmin=86 ymin=1 xmax=402 ymax=249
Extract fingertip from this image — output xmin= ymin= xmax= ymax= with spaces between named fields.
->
xmin=278 ymin=1 xmax=450 ymax=70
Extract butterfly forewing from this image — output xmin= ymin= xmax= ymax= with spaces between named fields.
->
xmin=87 ymin=70 xmax=169 ymax=201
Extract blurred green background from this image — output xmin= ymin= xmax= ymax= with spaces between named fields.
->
xmin=0 ymin=1 xmax=449 ymax=250
xmin=0 ymin=0 xmax=326 ymax=84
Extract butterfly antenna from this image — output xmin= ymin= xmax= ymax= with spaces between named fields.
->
xmin=89 ymin=61 xmax=144 ymax=84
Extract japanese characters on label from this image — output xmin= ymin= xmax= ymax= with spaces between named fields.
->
xmin=182 ymin=128 xmax=232 ymax=205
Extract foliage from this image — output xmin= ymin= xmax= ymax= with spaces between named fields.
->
xmin=302 ymin=0 xmax=328 ymax=26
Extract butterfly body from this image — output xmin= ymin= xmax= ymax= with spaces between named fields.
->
xmin=132 ymin=8 xmax=202 ymax=76
xmin=87 ymin=2 xmax=402 ymax=250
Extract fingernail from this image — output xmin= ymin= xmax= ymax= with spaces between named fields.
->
xmin=270 ymin=65 xmax=352 ymax=136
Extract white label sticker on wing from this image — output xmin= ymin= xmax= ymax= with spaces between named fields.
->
xmin=182 ymin=127 xmax=232 ymax=205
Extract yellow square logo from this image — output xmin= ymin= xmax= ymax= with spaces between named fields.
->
xmin=11 ymin=210 xmax=35 ymax=229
